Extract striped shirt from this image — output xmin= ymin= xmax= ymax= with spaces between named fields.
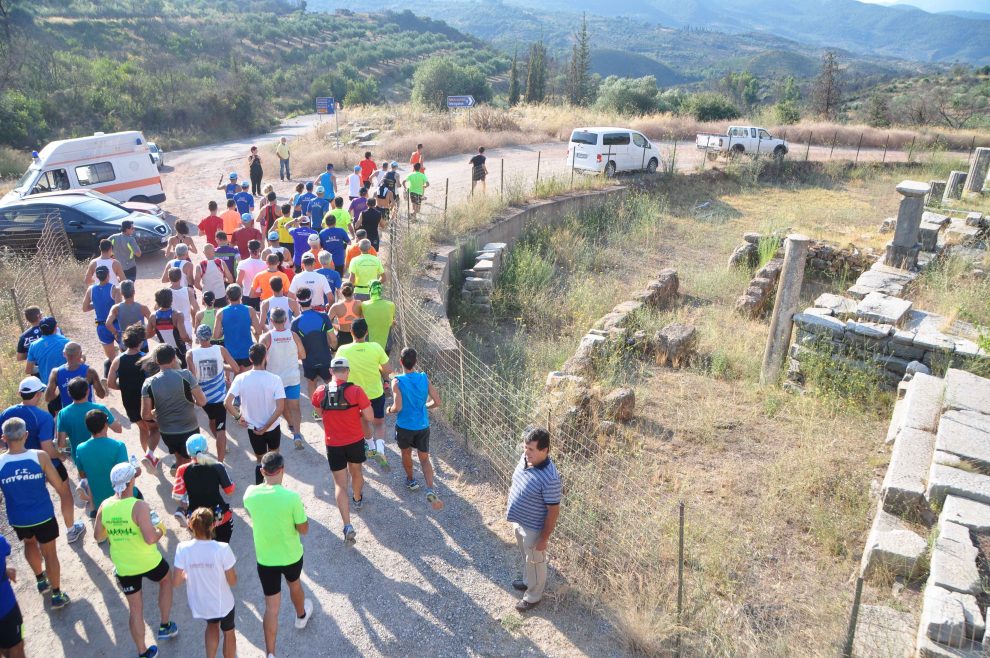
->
xmin=190 ymin=345 xmax=227 ymax=403
xmin=506 ymin=455 xmax=561 ymax=531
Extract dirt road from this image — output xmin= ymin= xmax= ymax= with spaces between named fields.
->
xmin=18 ymin=116 xmax=629 ymax=657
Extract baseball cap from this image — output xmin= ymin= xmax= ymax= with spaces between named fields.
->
xmin=390 ymin=161 xmax=399 ymax=168
xmin=196 ymin=324 xmax=213 ymax=341
xmin=315 ymin=186 xmax=325 ymax=194
xmin=307 ymin=234 xmax=320 ymax=244
xmin=241 ymin=180 xmax=250 ymax=188
xmin=353 ymin=165 xmax=361 ymax=172
xmin=185 ymin=433 xmax=209 ymax=458
xmin=331 ymin=356 xmax=350 ymax=370
xmin=39 ymin=316 xmax=57 ymax=332
xmin=305 ymin=181 xmax=314 ymax=190
xmin=300 ymin=216 xmax=311 ymax=224
xmin=203 ymin=290 xmax=215 ymax=305
xmin=110 ymin=462 xmax=137 ymax=494
xmin=267 ymin=230 xmax=279 ymax=240
xmin=18 ymin=376 xmax=45 ymax=395
xmin=241 ymin=213 xmax=253 ymax=223
xmin=302 ymin=252 xmax=316 ymax=263
xmin=229 ymin=172 xmax=238 ymax=179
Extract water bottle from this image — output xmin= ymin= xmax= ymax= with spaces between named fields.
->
xmin=129 ymin=455 xmax=140 ymax=470
xmin=149 ymin=510 xmax=160 ymax=526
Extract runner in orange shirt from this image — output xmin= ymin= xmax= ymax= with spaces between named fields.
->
xmin=250 ymin=254 xmax=292 ymax=301
xmin=220 ymin=199 xmax=242 ymax=235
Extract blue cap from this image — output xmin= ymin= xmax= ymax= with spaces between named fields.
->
xmin=185 ymin=433 xmax=209 ymax=457
xmin=390 ymin=161 xmax=399 ymax=168
xmin=241 ymin=213 xmax=253 ymax=223
xmin=267 ymin=230 xmax=279 ymax=240
xmin=353 ymin=165 xmax=361 ymax=172
xmin=229 ymin=172 xmax=237 ymax=179
xmin=241 ymin=180 xmax=250 ymax=187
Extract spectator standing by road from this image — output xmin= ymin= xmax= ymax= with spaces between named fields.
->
xmin=312 ymin=357 xmax=372 ymax=541
xmin=470 ymin=146 xmax=488 ymax=195
xmin=506 ymin=426 xmax=561 ymax=612
xmin=275 ymin=137 xmax=291 ymax=181
xmin=242 ymin=451 xmax=313 ymax=658
xmin=388 ymin=347 xmax=443 ymax=509
xmin=248 ymin=146 xmax=264 ymax=196
xmin=110 ymin=220 xmax=143 ymax=282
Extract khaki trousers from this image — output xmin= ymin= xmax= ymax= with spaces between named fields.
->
xmin=513 ymin=523 xmax=547 ymax=603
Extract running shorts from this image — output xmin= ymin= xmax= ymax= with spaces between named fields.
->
xmin=203 ymin=402 xmax=227 ymax=431
xmin=161 ymin=430 xmax=197 ymax=459
xmin=248 ymin=427 xmax=281 ymax=456
xmin=0 ymin=604 xmax=22 ymax=649
xmin=207 ymin=605 xmax=236 ymax=632
xmin=396 ymin=427 xmax=430 ymax=453
xmin=115 ymin=557 xmax=169 ymax=595
xmin=12 ymin=517 xmax=59 ymax=544
xmin=325 ymin=439 xmax=366 ymax=472
xmin=257 ymin=558 xmax=303 ymax=597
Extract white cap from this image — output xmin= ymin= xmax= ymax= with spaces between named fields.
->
xmin=18 ymin=376 xmax=45 ymax=395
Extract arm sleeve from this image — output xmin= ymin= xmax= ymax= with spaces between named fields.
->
xmin=292 ymin=494 xmax=307 ymax=524
xmin=213 ymin=463 xmax=235 ymax=494
xmin=542 ymin=476 xmax=562 ymax=506
xmin=221 ymin=543 xmax=236 ymax=568
xmin=172 ymin=464 xmax=188 ymax=498
xmin=173 ymin=545 xmax=186 ymax=570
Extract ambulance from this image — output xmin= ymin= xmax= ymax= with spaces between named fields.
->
xmin=2 ymin=131 xmax=166 ymax=205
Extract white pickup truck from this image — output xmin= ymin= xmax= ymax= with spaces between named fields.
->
xmin=696 ymin=126 xmax=788 ymax=159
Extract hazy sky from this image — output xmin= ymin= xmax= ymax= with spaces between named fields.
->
xmin=858 ymin=0 xmax=990 ymax=12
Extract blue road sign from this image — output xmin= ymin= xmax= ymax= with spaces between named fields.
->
xmin=446 ymin=95 xmax=476 ymax=109
xmin=316 ymin=97 xmax=336 ymax=115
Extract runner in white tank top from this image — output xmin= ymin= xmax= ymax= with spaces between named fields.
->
xmin=93 ymin=257 xmax=120 ymax=285
xmin=265 ymin=327 xmax=301 ymax=387
xmin=170 ymin=284 xmax=195 ymax=341
xmin=199 ymin=258 xmax=227 ymax=300
xmin=265 ymin=295 xmax=293 ymax=328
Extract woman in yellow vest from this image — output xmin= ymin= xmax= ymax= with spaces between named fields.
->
xmin=95 ymin=462 xmax=179 ymax=658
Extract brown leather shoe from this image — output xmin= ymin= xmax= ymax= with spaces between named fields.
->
xmin=515 ymin=599 xmax=540 ymax=612
xmin=511 ymin=579 xmax=527 ymax=592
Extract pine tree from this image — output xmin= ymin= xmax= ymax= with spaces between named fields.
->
xmin=524 ymin=41 xmax=547 ymax=104
xmin=812 ymin=50 xmax=842 ymax=120
xmin=866 ymin=92 xmax=891 ymax=128
xmin=566 ymin=14 xmax=592 ymax=106
xmin=508 ymin=50 xmax=520 ymax=106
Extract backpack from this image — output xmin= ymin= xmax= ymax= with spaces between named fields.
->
xmin=320 ymin=381 xmax=356 ymax=411
xmin=376 ymin=182 xmax=389 ymax=200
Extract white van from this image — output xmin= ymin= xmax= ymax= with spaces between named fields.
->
xmin=2 ymin=131 xmax=166 ymax=205
xmin=567 ymin=127 xmax=660 ymax=177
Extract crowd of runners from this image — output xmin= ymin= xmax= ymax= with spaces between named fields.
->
xmin=0 ymin=139 xmax=561 ymax=658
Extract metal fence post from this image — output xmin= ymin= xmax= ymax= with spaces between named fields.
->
xmin=500 ymin=158 xmax=504 ymax=199
xmin=829 ymin=131 xmax=838 ymax=160
xmin=9 ymin=289 xmax=24 ymax=332
xmin=805 ymin=131 xmax=812 ymax=161
xmin=535 ymin=151 xmax=541 ymax=187
xmin=676 ymin=501 xmax=685 ymax=658
xmin=842 ymin=577 xmax=864 ymax=658
xmin=882 ymin=133 xmax=889 ymax=164
xmin=855 ymin=133 xmax=864 ymax=165
xmin=907 ymin=136 xmax=916 ymax=162
xmin=670 ymin=139 xmax=677 ymax=176
xmin=38 ymin=262 xmax=55 ymax=318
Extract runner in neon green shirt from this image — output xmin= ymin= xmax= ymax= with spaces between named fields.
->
xmin=360 ymin=281 xmax=395 ymax=352
xmin=347 ymin=240 xmax=386 ymax=300
xmin=242 ymin=452 xmax=313 ymax=657
xmin=402 ymin=162 xmax=429 ymax=218
xmin=335 ymin=318 xmax=393 ymax=469
xmin=325 ymin=199 xmax=353 ymax=237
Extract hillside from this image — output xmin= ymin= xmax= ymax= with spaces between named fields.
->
xmin=0 ymin=1 xmax=508 ymax=149
xmin=312 ymin=0 xmax=990 ymax=66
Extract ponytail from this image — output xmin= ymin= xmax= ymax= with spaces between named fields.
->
xmin=188 ymin=507 xmax=215 ymax=540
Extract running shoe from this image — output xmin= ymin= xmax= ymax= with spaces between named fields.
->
xmin=365 ymin=446 xmax=378 ymax=458
xmin=312 ymin=410 xmax=321 ymax=421
xmin=342 ymin=524 xmax=356 ymax=542
xmin=375 ymin=453 xmax=390 ymax=472
xmin=293 ymin=434 xmax=304 ymax=450
xmin=168 ymin=464 xmax=177 ymax=477
xmin=66 ymin=522 xmax=86 ymax=544
xmin=139 ymin=646 xmax=159 ymax=658
xmin=36 ymin=574 xmax=50 ymax=594
xmin=406 ymin=478 xmax=421 ymax=492
xmin=157 ymin=621 xmax=179 ymax=640
xmin=294 ymin=598 xmax=314 ymax=629
xmin=142 ymin=451 xmax=160 ymax=470
xmin=427 ymin=489 xmax=444 ymax=510
xmin=351 ymin=495 xmax=363 ymax=512
xmin=50 ymin=591 xmax=70 ymax=609
xmin=173 ymin=510 xmax=187 ymax=528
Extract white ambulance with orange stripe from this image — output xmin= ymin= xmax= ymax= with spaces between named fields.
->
xmin=2 ymin=131 xmax=166 ymax=205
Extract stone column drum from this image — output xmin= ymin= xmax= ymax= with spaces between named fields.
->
xmin=884 ymin=180 xmax=928 ymax=270
xmin=964 ymin=147 xmax=990 ymax=195
xmin=943 ymin=170 xmax=967 ymax=203
xmin=925 ymin=180 xmax=946 ymax=207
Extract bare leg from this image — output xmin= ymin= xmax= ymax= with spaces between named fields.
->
xmin=286 ymin=399 xmax=300 ymax=435
xmin=125 ymin=591 xmax=148 ymax=654
xmin=263 ymin=593 xmax=280 ymax=656
xmin=287 ymin=578 xmax=305 ymax=616
xmin=331 ymin=468 xmax=350 ymax=526
xmin=401 ymin=448 xmax=414 ymax=480
xmin=348 ymin=461 xmax=363 ymax=503
xmin=222 ymin=628 xmax=236 ymax=658
xmin=38 ymin=540 xmax=60 ymax=590
xmin=21 ymin=539 xmax=41 ymax=577
xmin=157 ymin=572 xmax=174 ymax=630
xmin=205 ymin=622 xmax=220 ymax=658
xmin=418 ymin=450 xmax=436 ymax=489
xmin=3 ymin=640 xmax=25 ymax=657
xmin=215 ymin=429 xmax=228 ymax=463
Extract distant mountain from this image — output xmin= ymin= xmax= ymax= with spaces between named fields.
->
xmin=590 ymin=50 xmax=691 ymax=86
xmin=940 ymin=10 xmax=990 ymax=21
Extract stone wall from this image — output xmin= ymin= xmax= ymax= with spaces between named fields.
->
xmin=856 ymin=369 xmax=990 ymax=656
xmin=460 ymin=242 xmax=507 ymax=313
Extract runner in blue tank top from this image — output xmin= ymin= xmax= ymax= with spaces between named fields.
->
xmin=213 ymin=284 xmax=259 ymax=370
xmin=45 ymin=342 xmax=105 ymax=411
xmin=82 ymin=264 xmax=122 ymax=367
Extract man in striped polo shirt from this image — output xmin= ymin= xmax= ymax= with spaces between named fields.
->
xmin=505 ymin=426 xmax=561 ymax=612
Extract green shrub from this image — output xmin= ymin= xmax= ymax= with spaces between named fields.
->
xmin=411 ymin=57 xmax=493 ymax=112
xmin=593 ymin=75 xmax=663 ymax=115
xmin=681 ymin=92 xmax=741 ymax=122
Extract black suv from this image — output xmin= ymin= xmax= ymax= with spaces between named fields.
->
xmin=0 ymin=193 xmax=172 ymax=259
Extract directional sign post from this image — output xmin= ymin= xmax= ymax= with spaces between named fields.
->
xmin=315 ymin=97 xmax=336 ymax=115
xmin=446 ymin=95 xmax=476 ymax=109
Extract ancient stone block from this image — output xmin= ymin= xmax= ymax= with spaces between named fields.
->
xmin=856 ymin=292 xmax=913 ymax=327
xmin=814 ymin=293 xmax=858 ymax=319
xmin=881 ymin=427 xmax=937 ymax=515
xmin=929 ymin=520 xmax=982 ymax=596
xmin=936 ymin=413 xmax=990 ymax=474
xmin=944 ymin=368 xmax=990 ymax=415
xmin=860 ymin=508 xmax=927 ymax=580
xmin=941 ymin=495 xmax=990 ymax=533
xmin=793 ymin=312 xmax=846 ymax=338
xmin=655 ymin=323 xmax=696 ymax=368
xmin=901 ymin=373 xmax=945 ymax=433
xmin=599 ymin=388 xmax=635 ymax=423
xmin=919 ymin=585 xmax=985 ymax=648
xmin=743 ymin=232 xmax=761 ymax=244
xmin=846 ymin=320 xmax=894 ymax=340
xmin=926 ymin=463 xmax=990 ymax=507
xmin=944 ymin=171 xmax=967 ymax=202
xmin=852 ymin=605 xmax=915 ymax=658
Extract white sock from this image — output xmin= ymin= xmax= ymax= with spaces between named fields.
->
xmin=366 ymin=439 xmax=375 ymax=451
xmin=375 ymin=439 xmax=385 ymax=455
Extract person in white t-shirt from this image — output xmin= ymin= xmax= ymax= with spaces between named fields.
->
xmin=224 ymin=343 xmax=286 ymax=484
xmin=235 ymin=240 xmax=267 ymax=311
xmin=173 ymin=507 xmax=237 ymax=658
xmin=289 ymin=252 xmax=334 ymax=310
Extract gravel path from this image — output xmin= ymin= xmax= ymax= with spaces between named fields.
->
xmin=13 ymin=116 xmax=630 ymax=658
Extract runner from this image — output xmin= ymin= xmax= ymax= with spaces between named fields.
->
xmin=55 ymin=376 xmax=121 ymax=462
xmin=274 ymin=203 xmax=296 ymax=258
xmin=0 ymin=534 xmax=25 ymax=658
xmin=198 ymin=202 xmax=223 ymax=248
xmin=319 ymin=207 xmax=351 ymax=274
xmin=293 ymin=182 xmax=316 ymax=219
xmin=220 ymin=200 xmax=241 ymax=236
xmin=166 ymin=267 xmax=199 ymax=349
xmin=344 ymin=230 xmax=377 ymax=272
xmin=303 ymin=234 xmax=323 ymax=265
xmin=248 ymin=146 xmax=263 ymax=197
xmin=361 ymin=281 xmax=395 ymax=354
xmin=470 ymin=146 xmax=488 ymax=195
xmin=347 ymin=187 xmax=369 ymax=228
xmin=291 ymin=289 xmax=336 ymax=417
xmin=226 ymin=343 xmax=286 ymax=484
xmin=336 ymin=319 xmax=391 ymax=469
xmin=403 ymin=162 xmax=429 ymax=217
xmin=165 ymin=221 xmax=197 ymax=260
xmin=108 ymin=325 xmax=161 ymax=468
xmin=312 ymin=356 xmax=373 ymax=541
xmin=172 ymin=434 xmax=235 ymax=543
xmin=141 ymin=343 xmax=206 ymax=475
xmin=348 ymin=239 xmax=386 ymax=301
xmin=260 ymin=277 xmax=299 ymax=329
xmin=24 ymin=317 xmax=69 ymax=415
xmin=213 ymin=284 xmax=259 ymax=370
xmin=194 ymin=244 xmax=233 ymax=306
xmin=326 ymin=196 xmax=353 ymax=239
xmin=214 ymin=232 xmax=240 ymax=290
xmin=409 ymin=143 xmax=424 ymax=170
xmin=15 ymin=306 xmax=44 ymax=366
xmin=258 ymin=191 xmax=281 ymax=234
xmin=328 ymin=282 xmax=362 ymax=347
xmin=251 ymin=253 xmax=292 ymax=304
xmin=242 ymin=452 xmax=313 ymax=658
xmin=218 ymin=172 xmax=239 ymax=200
xmin=289 ymin=183 xmax=305 ymax=217
xmin=195 ymin=292 xmax=220 ymax=343
xmin=359 ymin=151 xmax=377 ymax=188
xmin=232 ymin=213 xmax=263 ymax=261
xmin=290 ymin=252 xmax=333 ymax=310
xmin=95 ymin=462 xmax=178 ymax=658
xmin=109 ymin=220 xmax=143 ymax=282
xmin=172 ymin=507 xmax=238 ymax=658
xmin=106 ymin=280 xmax=152 ymax=348
xmin=233 ymin=180 xmax=254 ymax=216
xmin=316 ymin=251 xmax=342 ymax=300
xmin=346 ymin=165 xmax=362 ymax=200
xmin=0 ymin=417 xmax=74 ymax=610
xmin=0 ymin=377 xmax=73 ymax=489
xmin=160 ymin=244 xmax=195 ymax=288
xmin=235 ymin=240 xmax=266 ymax=311
xmin=84 ymin=239 xmax=125 ymax=286
xmin=46 ymin=341 xmax=106 ymax=411
xmin=375 ymin=169 xmax=396 ymax=224
xmin=317 ymin=164 xmax=336 ymax=200
xmin=262 ymin=230 xmax=288 ymax=263
xmin=388 ymin=347 xmax=444 ymax=509
xmin=289 ymin=216 xmax=318 ymax=271
xmin=82 ymin=264 xmax=122 ymax=365
xmin=74 ymin=409 xmax=129 ymax=520
xmin=354 ymin=197 xmax=385 ymax=251
xmin=261 ymin=308 xmax=304 ymax=449
xmin=188 ymin=326 xmax=238 ymax=462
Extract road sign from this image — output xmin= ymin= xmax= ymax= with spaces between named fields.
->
xmin=446 ymin=95 xmax=476 ymax=109
xmin=316 ymin=97 xmax=336 ymax=115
